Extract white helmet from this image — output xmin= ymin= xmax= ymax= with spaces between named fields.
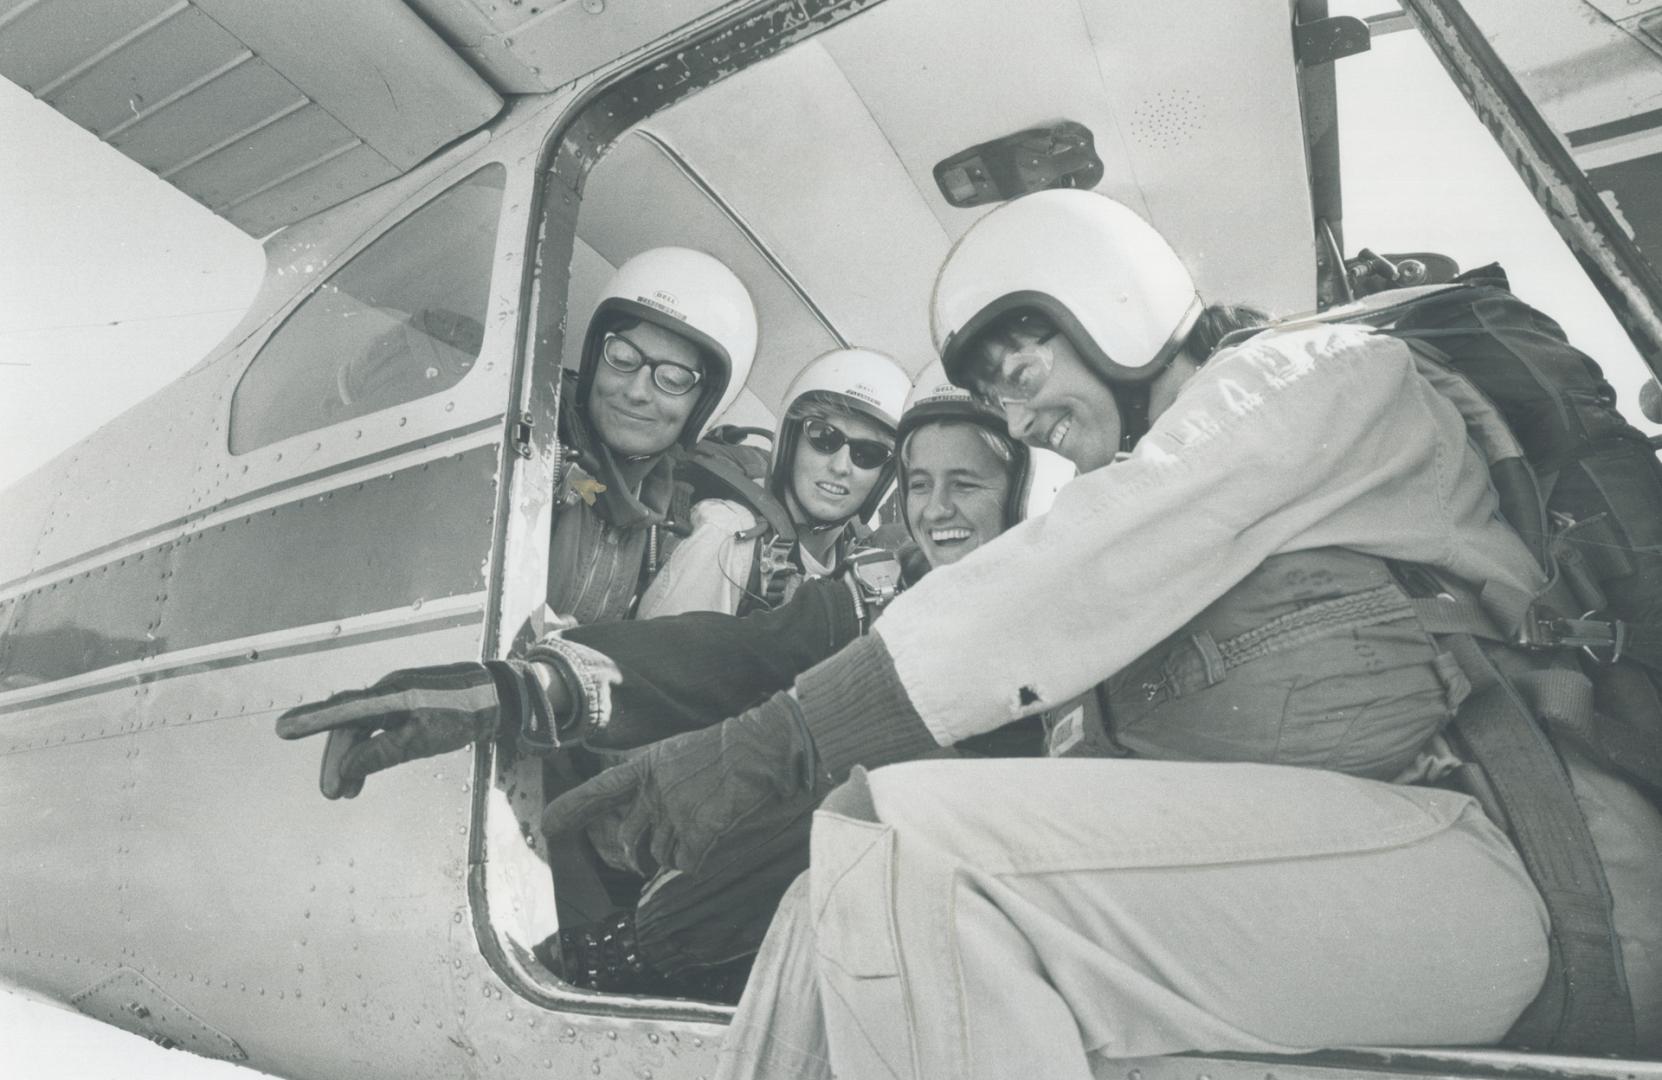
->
xmin=578 ymin=246 xmax=759 ymax=447
xmin=931 ymin=190 xmax=1202 ymax=390
xmin=897 ymin=362 xmax=1030 ymax=536
xmin=771 ymin=347 xmax=911 ymax=523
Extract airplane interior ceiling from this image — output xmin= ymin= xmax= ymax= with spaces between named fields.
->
xmin=568 ymin=0 xmax=1315 ymax=422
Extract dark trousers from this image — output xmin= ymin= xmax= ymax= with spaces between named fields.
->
xmin=553 ymin=577 xmax=1043 ymax=972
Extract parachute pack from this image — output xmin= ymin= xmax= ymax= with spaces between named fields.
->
xmin=1235 ymin=266 xmax=1662 ymax=1053
xmin=1324 ymin=266 xmax=1662 ymax=802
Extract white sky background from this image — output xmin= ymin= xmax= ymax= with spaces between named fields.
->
xmin=2 ymin=5 xmax=1660 ymax=1079
xmin=0 ymin=79 xmax=263 ymax=493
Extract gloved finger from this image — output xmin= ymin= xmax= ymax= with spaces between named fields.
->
xmin=596 ymin=797 xmax=662 ymax=879
xmin=581 ymin=804 xmax=646 ymax=878
xmin=336 ymin=721 xmax=455 ymax=784
xmin=276 ymin=685 xmax=401 ymax=740
xmin=540 ymin=764 xmax=647 ymax=840
xmin=319 ymin=727 xmax=370 ymax=800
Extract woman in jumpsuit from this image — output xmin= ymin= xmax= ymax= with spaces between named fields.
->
xmin=536 ymin=190 xmax=1662 ymax=1074
xmin=637 ymin=347 xmax=912 ymax=618
xmin=545 ymin=246 xmax=758 ymax=625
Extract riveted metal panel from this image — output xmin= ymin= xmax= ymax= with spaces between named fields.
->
xmin=0 ymin=467 xmax=61 ymax=588
xmin=72 ymin=968 xmax=246 ymax=1060
xmin=161 ymin=448 xmax=498 ymax=649
xmin=43 ymin=4 xmax=244 ymax=136
xmin=0 ymin=0 xmax=502 ymax=234
xmin=170 ymin=103 xmax=366 ymax=211
xmin=0 ymin=0 xmax=179 ymax=92
xmin=108 ymin=58 xmax=303 ymax=174
xmin=0 ymin=445 xmax=499 ymax=689
xmin=20 ymin=360 xmax=225 ymax=580
xmin=406 ymin=0 xmax=742 ymax=93
xmin=0 ymin=617 xmax=505 ymax=1080
xmin=1 ymin=551 xmax=169 ymax=686
xmin=220 ymin=143 xmax=407 ymax=238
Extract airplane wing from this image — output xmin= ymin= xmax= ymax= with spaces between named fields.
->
xmin=1405 ymin=0 xmax=1662 ymax=370
xmin=0 ymin=0 xmax=736 ymax=236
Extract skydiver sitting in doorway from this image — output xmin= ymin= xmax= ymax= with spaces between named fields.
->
xmin=544 ymin=247 xmax=758 ymax=630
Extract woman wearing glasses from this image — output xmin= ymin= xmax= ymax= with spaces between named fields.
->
xmin=547 ymin=246 xmax=757 ymax=626
xmin=639 ymin=346 xmax=911 ymax=617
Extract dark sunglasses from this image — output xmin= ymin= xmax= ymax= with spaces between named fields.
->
xmin=600 ymin=331 xmax=703 ymax=396
xmin=802 ymin=418 xmax=894 ymax=470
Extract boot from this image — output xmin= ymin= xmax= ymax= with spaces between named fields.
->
xmin=534 ymin=910 xmax=749 ymax=1004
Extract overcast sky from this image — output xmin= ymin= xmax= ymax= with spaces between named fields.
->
xmin=0 ymin=77 xmax=263 ymax=494
xmin=2 ymin=7 xmax=1660 ymax=1080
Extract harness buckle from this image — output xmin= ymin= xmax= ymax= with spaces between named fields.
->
xmin=1517 ymin=608 xmax=1626 ymax=664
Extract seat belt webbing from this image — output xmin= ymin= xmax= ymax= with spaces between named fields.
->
xmin=1442 ymin=633 xmax=1634 ymax=1055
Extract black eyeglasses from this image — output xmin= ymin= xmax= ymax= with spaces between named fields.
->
xmin=600 ymin=332 xmax=703 ymax=396
xmin=802 ymin=418 xmax=894 ymax=470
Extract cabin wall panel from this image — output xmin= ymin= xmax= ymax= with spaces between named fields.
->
xmin=576 ymin=133 xmax=842 ymax=413
xmin=1076 ymin=0 xmax=1315 ymax=316
xmin=645 ymin=39 xmax=948 ymax=376
xmin=815 ymin=0 xmax=1156 ymax=239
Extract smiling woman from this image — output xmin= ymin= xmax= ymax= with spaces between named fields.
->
xmin=587 ymin=321 xmax=707 ymax=457
xmin=902 ymin=423 xmax=1012 ymax=569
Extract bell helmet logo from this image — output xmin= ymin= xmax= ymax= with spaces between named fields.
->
xmin=635 ymin=289 xmax=688 ymax=321
xmin=846 ymin=382 xmax=881 ymax=407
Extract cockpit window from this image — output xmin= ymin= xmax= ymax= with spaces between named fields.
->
xmin=228 ymin=164 xmax=506 ymax=454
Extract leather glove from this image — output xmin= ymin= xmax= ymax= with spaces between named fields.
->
xmin=539 ymin=689 xmax=829 ymax=879
xmin=276 ymin=661 xmax=558 ymax=799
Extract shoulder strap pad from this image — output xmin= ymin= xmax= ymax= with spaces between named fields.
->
xmin=676 ymin=440 xmax=796 ymax=543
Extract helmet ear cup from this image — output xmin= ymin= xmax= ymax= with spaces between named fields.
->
xmin=579 ymin=247 xmax=758 ymax=447
xmin=771 ymin=348 xmax=912 ymax=524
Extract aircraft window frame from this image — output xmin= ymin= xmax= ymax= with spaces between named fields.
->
xmin=226 ymin=163 xmax=509 ymax=455
xmin=471 ymin=0 xmax=914 ymax=1026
